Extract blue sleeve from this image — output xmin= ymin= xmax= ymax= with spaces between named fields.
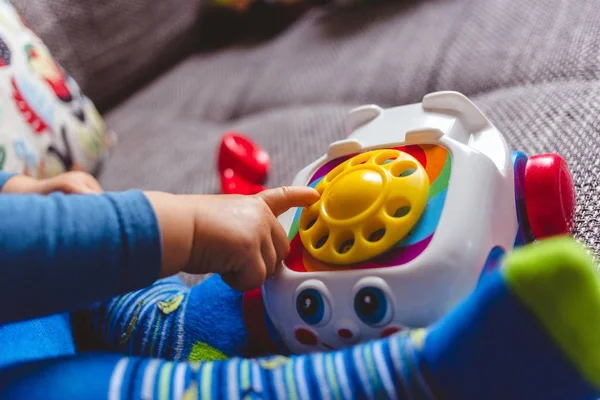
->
xmin=0 ymin=171 xmax=16 ymax=191
xmin=0 ymin=190 xmax=162 ymax=324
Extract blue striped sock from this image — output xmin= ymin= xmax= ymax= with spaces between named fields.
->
xmin=422 ymin=237 xmax=600 ymax=399
xmin=81 ymin=275 xmax=249 ymax=360
xmin=2 ymin=330 xmax=433 ymax=400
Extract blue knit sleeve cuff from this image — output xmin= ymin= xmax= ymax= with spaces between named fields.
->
xmin=105 ymin=190 xmax=163 ymax=293
xmin=0 ymin=171 xmax=17 ymax=192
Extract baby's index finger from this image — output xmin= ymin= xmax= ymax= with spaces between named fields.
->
xmin=257 ymin=186 xmax=320 ymax=216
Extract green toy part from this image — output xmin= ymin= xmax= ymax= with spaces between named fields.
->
xmin=189 ymin=341 xmax=227 ymax=361
xmin=503 ymin=236 xmax=600 ymax=388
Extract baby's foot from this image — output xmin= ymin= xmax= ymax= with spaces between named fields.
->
xmin=420 ymin=236 xmax=600 ymax=399
xmin=83 ymin=275 xmax=249 ymax=361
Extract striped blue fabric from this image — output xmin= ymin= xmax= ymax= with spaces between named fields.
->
xmin=4 ymin=253 xmax=600 ymax=399
xmin=109 ymin=330 xmax=431 ymax=399
xmin=84 ymin=274 xmax=249 ymax=361
xmin=95 ymin=278 xmax=190 ymax=359
xmin=1 ymin=329 xmax=433 ymax=399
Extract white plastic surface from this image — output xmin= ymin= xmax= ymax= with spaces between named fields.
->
xmin=327 ymin=138 xmax=363 ymax=158
xmin=263 ymin=91 xmax=519 ymax=354
xmin=345 ymin=104 xmax=383 ymax=135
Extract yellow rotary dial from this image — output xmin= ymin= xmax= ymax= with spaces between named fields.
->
xmin=299 ymin=149 xmax=430 ymax=265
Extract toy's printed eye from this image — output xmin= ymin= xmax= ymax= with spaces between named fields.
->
xmin=354 ymin=287 xmax=390 ymax=326
xmin=296 ymin=288 xmax=329 ymax=326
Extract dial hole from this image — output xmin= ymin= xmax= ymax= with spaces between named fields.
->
xmin=334 ymin=232 xmax=355 ymax=255
xmin=300 ymin=208 xmax=320 ymax=233
xmin=393 ymin=206 xmax=411 ymax=218
xmin=324 ymin=164 xmax=345 ymax=183
xmin=368 ymin=228 xmax=386 ymax=242
xmin=385 ymin=198 xmax=412 ymax=219
xmin=399 ymin=168 xmax=416 ymax=177
xmin=373 ymin=151 xmax=399 ymax=165
xmin=306 ymin=218 xmax=317 ymax=230
xmin=315 ymin=234 xmax=329 ymax=249
xmin=362 ymin=218 xmax=386 ymax=244
xmin=310 ymin=222 xmax=330 ymax=250
xmin=349 ymin=153 xmax=372 ymax=167
xmin=338 ymin=239 xmax=355 ymax=254
xmin=390 ymin=161 xmax=417 ymax=178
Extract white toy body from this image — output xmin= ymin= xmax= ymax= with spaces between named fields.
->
xmin=263 ymin=91 xmax=522 ymax=354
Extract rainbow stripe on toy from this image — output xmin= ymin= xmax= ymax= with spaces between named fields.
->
xmin=285 ymin=144 xmax=452 ymax=272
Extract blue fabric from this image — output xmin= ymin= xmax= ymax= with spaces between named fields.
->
xmin=0 ymin=173 xmax=75 ymax=368
xmin=477 ymin=246 xmax=505 ymax=284
xmin=82 ymin=274 xmax=250 ymax=360
xmin=0 ymin=353 xmax=116 ymax=400
xmin=422 ymin=270 xmax=597 ymax=400
xmin=182 ymin=274 xmax=249 ymax=357
xmin=0 ymin=314 xmax=75 ymax=368
xmin=0 ymin=186 xmax=162 ymax=368
xmin=0 ymin=190 xmax=162 ymax=324
xmin=0 ymin=328 xmax=433 ymax=400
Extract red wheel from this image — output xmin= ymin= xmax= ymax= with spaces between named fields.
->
xmin=218 ymin=132 xmax=270 ymax=184
xmin=523 ymin=154 xmax=576 ymax=238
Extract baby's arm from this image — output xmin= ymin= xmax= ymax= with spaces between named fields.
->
xmin=0 ymin=171 xmax=319 ymax=329
xmin=0 ymin=172 xmax=162 ymax=324
xmin=75 ymin=188 xmax=323 ymax=360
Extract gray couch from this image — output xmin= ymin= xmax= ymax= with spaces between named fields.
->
xmin=13 ymin=0 xmax=600 ymax=256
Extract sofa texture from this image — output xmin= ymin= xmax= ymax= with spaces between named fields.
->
xmin=11 ymin=0 xmax=600 ymax=256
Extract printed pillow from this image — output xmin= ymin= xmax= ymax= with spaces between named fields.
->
xmin=0 ymin=0 xmax=115 ymax=178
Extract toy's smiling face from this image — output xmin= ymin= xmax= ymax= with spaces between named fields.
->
xmin=263 ymin=144 xmax=453 ymax=354
xmin=289 ymin=277 xmax=402 ymax=352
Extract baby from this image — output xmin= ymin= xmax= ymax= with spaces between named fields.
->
xmin=1 ymin=170 xmax=600 ymax=400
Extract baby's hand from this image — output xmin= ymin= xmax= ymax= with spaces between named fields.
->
xmin=147 ymin=187 xmax=320 ymax=292
xmin=2 ymin=171 xmax=103 ymax=195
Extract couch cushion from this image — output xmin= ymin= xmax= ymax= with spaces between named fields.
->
xmin=106 ymin=0 xmax=458 ymax=123
xmin=100 ymin=0 xmax=600 ymax=255
xmin=101 ymin=104 xmax=350 ymax=193
xmin=109 ymin=0 xmax=600 ymax=122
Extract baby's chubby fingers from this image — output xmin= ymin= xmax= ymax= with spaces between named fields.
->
xmin=1 ymin=171 xmax=103 ymax=195
xmin=261 ymin=240 xmax=278 ymax=277
xmin=256 ymin=186 xmax=320 ymax=217
xmin=257 ymin=186 xmax=320 ymax=262
xmin=39 ymin=172 xmax=103 ymax=195
xmin=222 ymin=256 xmax=268 ymax=292
xmin=271 ymin=222 xmax=290 ymax=265
xmin=147 ymin=186 xmax=321 ymax=286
